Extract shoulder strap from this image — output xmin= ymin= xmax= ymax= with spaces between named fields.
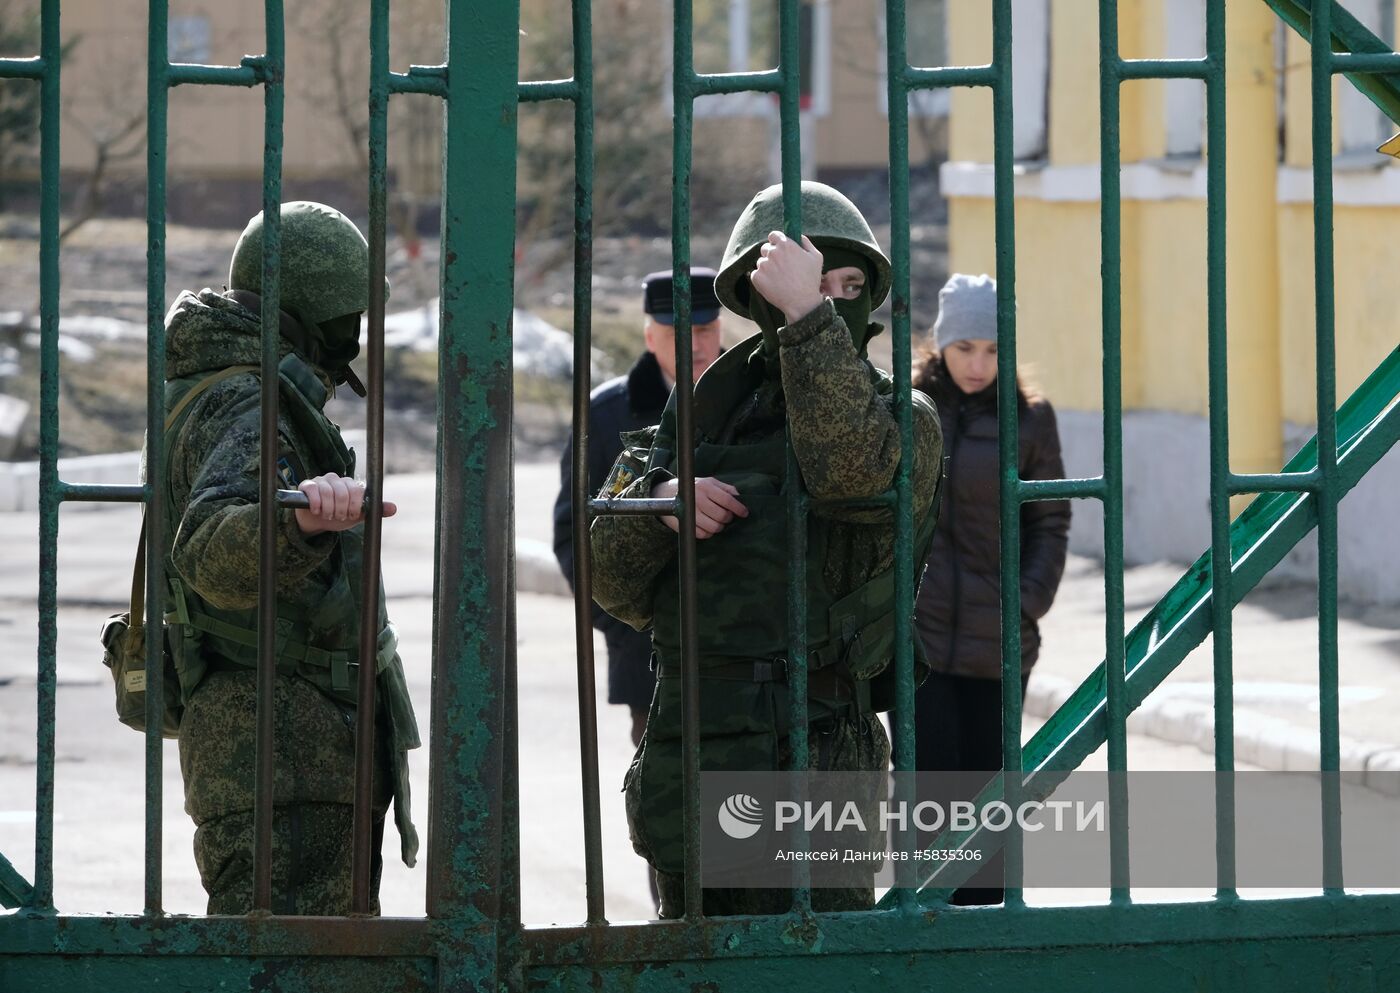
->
xmin=645 ymin=331 xmax=765 ymax=474
xmin=128 ymin=364 xmax=260 ymax=623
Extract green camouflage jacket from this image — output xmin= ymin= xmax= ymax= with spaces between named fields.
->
xmin=162 ymin=288 xmax=419 ymax=866
xmin=590 ymin=299 xmax=942 ymax=877
xmin=590 ymin=298 xmax=943 ymax=634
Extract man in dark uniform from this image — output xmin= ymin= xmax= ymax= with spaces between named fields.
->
xmin=552 ymin=267 xmax=724 ymax=747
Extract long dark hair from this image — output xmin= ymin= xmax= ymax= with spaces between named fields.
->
xmin=912 ymin=342 xmax=1041 ymax=411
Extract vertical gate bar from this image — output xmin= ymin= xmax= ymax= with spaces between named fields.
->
xmin=353 ymin=0 xmax=390 ymax=915
xmin=568 ymin=0 xmax=607 ymax=925
xmin=1204 ymin=0 xmax=1236 ymax=899
xmin=31 ymin=0 xmax=60 ymax=913
xmin=252 ymin=0 xmax=286 ymax=913
xmin=1097 ymin=0 xmax=1131 ymax=903
xmin=427 ymin=0 xmax=519 ymax=945
xmin=1309 ymin=0 xmax=1344 ymax=896
xmin=500 ymin=484 xmax=523 ymax=941
xmin=990 ymin=0 xmax=1024 ymax=907
xmin=143 ymin=0 xmax=170 ymax=917
xmin=883 ymin=0 xmax=918 ymax=911
xmin=671 ymin=0 xmax=704 ymax=920
xmin=775 ymin=0 xmax=814 ymax=913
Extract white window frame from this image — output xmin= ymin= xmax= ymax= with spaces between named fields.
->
xmin=1164 ymin=0 xmax=1206 ymax=157
xmin=168 ymin=14 xmax=211 ymax=65
xmin=1010 ymin=0 xmax=1050 ymax=161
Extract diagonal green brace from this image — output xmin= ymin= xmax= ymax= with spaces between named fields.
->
xmin=0 ymin=851 xmax=34 ymax=910
xmin=875 ymin=346 xmax=1400 ymax=906
xmin=1265 ymin=0 xmax=1400 ymax=124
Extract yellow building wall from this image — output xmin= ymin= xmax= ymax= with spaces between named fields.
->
xmin=947 ymin=0 xmax=991 ymax=164
xmin=946 ymin=0 xmax=1397 ymax=455
xmin=947 ymin=196 xmax=1107 ymax=412
xmin=1277 ymin=204 xmax=1400 ymax=426
xmin=1048 ymin=0 xmax=1098 ymax=166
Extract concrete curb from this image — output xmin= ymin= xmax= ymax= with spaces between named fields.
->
xmin=509 ymin=576 xmax=1400 ymax=786
xmin=1026 ymin=672 xmax=1400 ymax=791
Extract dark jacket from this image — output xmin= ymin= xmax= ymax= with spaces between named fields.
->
xmin=553 ymin=351 xmax=671 ymax=705
xmin=912 ymin=361 xmax=1070 ymax=680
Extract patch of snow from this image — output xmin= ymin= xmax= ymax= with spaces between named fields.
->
xmin=377 ymin=300 xmax=610 ymax=380
xmin=22 ymin=332 xmax=96 ymax=363
xmin=18 ymin=304 xmax=610 ymax=378
xmin=56 ymin=315 xmax=146 ymax=341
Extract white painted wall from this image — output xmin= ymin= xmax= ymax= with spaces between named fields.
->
xmin=1056 ymin=410 xmax=1400 ymax=603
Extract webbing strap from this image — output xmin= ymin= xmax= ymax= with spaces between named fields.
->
xmin=126 ymin=364 xmax=263 ymax=626
xmin=166 ymin=599 xmax=395 ymax=687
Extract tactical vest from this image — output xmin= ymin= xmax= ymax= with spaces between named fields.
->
xmin=642 ymin=333 xmax=939 ymax=712
xmin=620 ymin=334 xmax=940 ymax=876
xmin=161 ymin=354 xmax=413 ymax=735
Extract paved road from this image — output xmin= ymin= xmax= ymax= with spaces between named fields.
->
xmin=0 ymin=462 xmax=1396 ymax=920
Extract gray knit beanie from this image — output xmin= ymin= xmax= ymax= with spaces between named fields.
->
xmin=932 ymin=273 xmax=998 ymax=349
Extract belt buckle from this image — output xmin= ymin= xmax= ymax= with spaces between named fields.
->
xmin=754 ymin=657 xmax=787 ymax=683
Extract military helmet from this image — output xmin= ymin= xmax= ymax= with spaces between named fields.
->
xmin=715 ymin=180 xmax=891 ymax=319
xmin=229 ymin=201 xmax=388 ymax=335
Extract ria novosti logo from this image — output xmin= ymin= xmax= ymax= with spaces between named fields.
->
xmin=717 ymin=794 xmax=764 ymax=840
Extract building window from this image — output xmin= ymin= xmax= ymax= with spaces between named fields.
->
xmin=878 ymin=0 xmax=951 ymax=119
xmin=1011 ymin=0 xmax=1050 ymax=160
xmin=1338 ymin=0 xmax=1395 ymax=155
xmin=690 ymin=0 xmax=831 ymax=119
xmin=168 ymin=15 xmax=211 ymax=65
xmin=1164 ymin=0 xmax=1206 ymax=157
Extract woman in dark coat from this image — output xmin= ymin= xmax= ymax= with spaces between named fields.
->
xmin=912 ymin=273 xmax=1071 ymax=904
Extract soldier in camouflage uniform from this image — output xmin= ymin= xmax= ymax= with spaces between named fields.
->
xmin=161 ymin=201 xmax=419 ymax=915
xmin=590 ymin=182 xmax=943 ymax=917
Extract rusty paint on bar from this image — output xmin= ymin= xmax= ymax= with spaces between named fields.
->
xmin=31 ymin=0 xmax=61 ymax=914
xmin=671 ymin=0 xmax=704 ymax=921
xmin=251 ymin=0 xmax=286 ymax=913
xmin=352 ymin=0 xmax=390 ymax=916
xmin=143 ymin=0 xmax=170 ymax=917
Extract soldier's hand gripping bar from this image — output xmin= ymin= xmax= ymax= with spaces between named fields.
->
xmin=276 ymin=489 xmax=380 ymax=511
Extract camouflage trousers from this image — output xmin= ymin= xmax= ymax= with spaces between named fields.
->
xmin=194 ymin=803 xmax=385 ymax=916
xmin=178 ymin=668 xmax=393 ymax=916
xmin=654 ymin=710 xmax=890 ymax=919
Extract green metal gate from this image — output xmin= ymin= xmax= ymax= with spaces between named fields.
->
xmin=1 ymin=0 xmax=1399 ymax=989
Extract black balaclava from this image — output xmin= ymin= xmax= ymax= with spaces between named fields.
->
xmin=819 ymin=246 xmax=875 ymax=355
xmin=283 ymin=309 xmax=366 ymax=396
xmin=745 ymin=243 xmax=876 ymax=376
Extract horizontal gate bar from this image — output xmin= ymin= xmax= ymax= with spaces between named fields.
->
xmin=1116 ymin=57 xmax=1213 ymax=80
xmin=518 ymin=78 xmax=578 ymax=102
xmin=0 ymin=56 xmax=45 ymax=79
xmin=905 ymin=64 xmax=996 ymax=89
xmin=392 ymin=64 xmax=447 ymax=97
xmin=1329 ymin=51 xmax=1400 ymax=73
xmin=1227 ymin=470 xmax=1321 ymax=495
xmin=167 ymin=63 xmax=261 ymax=87
xmin=518 ymin=890 xmax=1400 ymax=966
xmin=1018 ymin=477 xmax=1107 ymax=502
xmin=58 ymin=483 xmax=146 ymax=503
xmin=692 ymin=68 xmax=783 ymax=95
